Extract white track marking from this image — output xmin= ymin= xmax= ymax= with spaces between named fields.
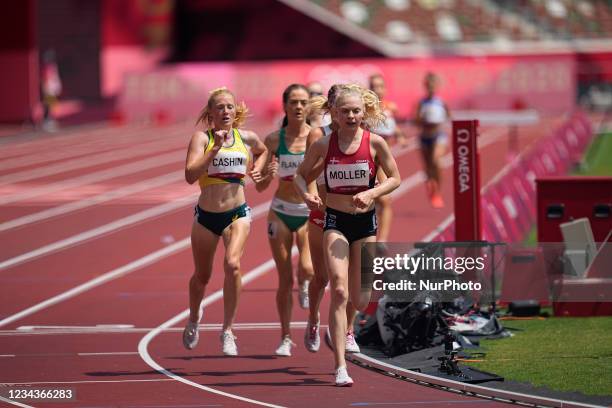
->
xmin=17 ymin=324 xmax=134 ymax=330
xmin=0 ymin=150 xmax=184 ymax=205
xmin=0 ymin=201 xmax=270 ymax=327
xmin=0 ymin=135 xmax=184 ymax=186
xmin=0 ymin=194 xmax=196 ymax=270
xmin=0 ymin=238 xmax=190 ymax=327
xmin=138 ymin=252 xmax=295 ymax=408
xmin=1 ymin=379 xmax=174 ymax=385
xmin=0 ymin=125 xmax=174 ymax=171
xmin=77 ymin=352 xmax=140 ymax=356
xmin=0 ymin=322 xmax=322 ymax=337
xmin=0 ymin=171 xmax=182 ymax=232
xmin=0 ymin=396 xmax=34 ymax=408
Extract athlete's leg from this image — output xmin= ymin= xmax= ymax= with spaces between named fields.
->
xmin=348 ymin=235 xmax=378 ymax=312
xmin=307 ymin=223 xmax=327 ymax=326
xmin=268 ymin=211 xmax=295 ymax=339
xmin=221 ymin=218 xmax=250 ymax=332
xmin=295 ymin=220 xmax=314 ymax=305
xmin=324 ymin=229 xmax=350 ymax=369
xmin=188 ymin=221 xmax=220 ymax=324
xmin=375 ymin=169 xmax=393 ymax=242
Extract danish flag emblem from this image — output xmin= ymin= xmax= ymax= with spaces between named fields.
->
xmin=329 ymin=157 xmax=339 ymax=164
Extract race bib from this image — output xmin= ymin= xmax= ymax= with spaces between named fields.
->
xmin=208 ymin=150 xmax=248 ymax=178
xmin=326 ymin=162 xmax=370 ymax=190
xmin=278 ymin=154 xmax=304 ymax=180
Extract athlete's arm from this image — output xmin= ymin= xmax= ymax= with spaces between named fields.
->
xmin=185 ymin=130 xmax=222 ymax=185
xmin=414 ymin=102 xmax=424 ymax=127
xmin=239 ymin=129 xmax=267 ymax=184
xmin=305 ymin=127 xmax=325 ymax=194
xmin=353 ymin=134 xmax=401 ymax=209
xmin=444 ymin=102 xmax=452 ymax=120
xmin=294 ymin=138 xmax=325 ymax=210
xmin=254 ymin=132 xmax=279 ymax=192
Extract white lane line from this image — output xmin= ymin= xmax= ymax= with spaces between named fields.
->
xmin=0 ymin=201 xmax=270 ymax=328
xmin=77 ymin=352 xmax=140 ymax=356
xmin=138 ymin=253 xmax=294 ymax=408
xmin=0 ymin=135 xmax=184 ymax=186
xmin=0 ymin=322 xmax=325 ymax=337
xmin=0 ymin=126 xmax=173 ymax=171
xmin=0 ymin=396 xmax=34 ymax=408
xmin=0 ymin=354 xmax=16 ymax=357
xmin=1 ymin=379 xmax=175 ymax=385
xmin=0 ymin=194 xmax=195 ymax=271
xmin=17 ymin=324 xmax=134 ymax=330
xmin=0 ymin=150 xmax=184 ymax=205
xmin=0 ymin=171 xmax=182 ymax=232
xmin=0 ymin=238 xmax=191 ymax=328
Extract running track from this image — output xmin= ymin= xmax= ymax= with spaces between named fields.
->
xmin=0 ymin=118 xmax=562 ymax=407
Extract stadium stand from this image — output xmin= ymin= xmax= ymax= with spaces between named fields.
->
xmin=307 ymin=0 xmax=612 ymax=45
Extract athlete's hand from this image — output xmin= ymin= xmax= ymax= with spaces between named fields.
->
xmin=353 ymin=190 xmax=374 ymax=209
xmin=212 ymin=130 xmax=229 ymax=149
xmin=249 ymin=169 xmax=264 ymax=183
xmin=267 ymin=156 xmax=279 ymax=177
xmin=304 ymin=192 xmax=324 ymax=211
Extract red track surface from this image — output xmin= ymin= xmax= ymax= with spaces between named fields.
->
xmin=0 ymin=118 xmax=561 ymax=407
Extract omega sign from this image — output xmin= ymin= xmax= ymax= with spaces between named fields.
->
xmin=456 ymin=129 xmax=471 ymax=193
xmin=453 ymin=120 xmax=481 ymax=241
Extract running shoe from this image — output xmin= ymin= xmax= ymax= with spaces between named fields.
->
xmin=220 ymin=331 xmax=238 ymax=356
xmin=431 ymin=193 xmax=445 ymax=209
xmin=304 ymin=321 xmax=320 ymax=352
xmin=182 ymin=321 xmax=199 ymax=350
xmin=298 ymin=280 xmax=310 ymax=309
xmin=345 ymin=331 xmax=361 ymax=353
xmin=335 ymin=366 xmax=354 ymax=387
xmin=275 ymin=336 xmax=296 ymax=356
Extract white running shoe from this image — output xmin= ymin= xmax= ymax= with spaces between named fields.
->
xmin=182 ymin=321 xmax=199 ymax=350
xmin=335 ymin=366 xmax=354 ymax=387
xmin=275 ymin=336 xmax=296 ymax=356
xmin=304 ymin=321 xmax=320 ymax=352
xmin=298 ymin=280 xmax=310 ymax=309
xmin=220 ymin=331 xmax=238 ymax=356
xmin=345 ymin=332 xmax=361 ymax=353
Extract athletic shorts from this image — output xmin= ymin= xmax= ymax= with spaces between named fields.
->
xmin=308 ymin=209 xmax=326 ymax=229
xmin=420 ymin=132 xmax=448 ymax=148
xmin=270 ymin=197 xmax=309 ymax=232
xmin=323 ymin=207 xmax=377 ymax=244
xmin=194 ymin=203 xmax=251 ymax=236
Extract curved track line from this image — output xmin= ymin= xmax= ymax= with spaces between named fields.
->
xmin=0 ymin=395 xmax=34 ymax=408
xmin=137 ymin=253 xmax=296 ymax=408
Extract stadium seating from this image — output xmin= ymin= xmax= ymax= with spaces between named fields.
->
xmin=491 ymin=0 xmax=612 ymax=39
xmin=309 ymin=0 xmax=612 ymax=44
